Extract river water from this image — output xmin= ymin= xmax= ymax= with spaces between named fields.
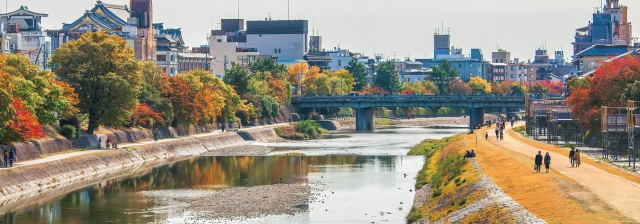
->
xmin=0 ymin=126 xmax=464 ymax=224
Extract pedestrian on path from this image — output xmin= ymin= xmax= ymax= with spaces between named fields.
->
xmin=154 ymin=131 xmax=159 ymax=142
xmin=500 ymin=130 xmax=504 ymax=140
xmin=495 ymin=128 xmax=499 ymax=140
xmin=3 ymin=149 xmax=8 ymax=167
xmin=574 ymin=149 xmax=581 ymax=168
xmin=485 ymin=132 xmax=489 ymax=140
xmin=106 ymin=137 xmax=112 ymax=149
xmin=569 ymin=147 xmax=576 ymax=167
xmin=98 ymin=137 xmax=103 ymax=149
xmin=535 ymin=151 xmax=543 ymax=173
xmin=8 ymin=149 xmax=16 ymax=167
xmin=544 ymin=152 xmax=551 ymax=173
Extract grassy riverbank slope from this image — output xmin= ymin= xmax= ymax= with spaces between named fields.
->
xmin=407 ymin=135 xmax=542 ymax=223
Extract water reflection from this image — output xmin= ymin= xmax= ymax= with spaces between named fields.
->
xmin=0 ymin=155 xmax=412 ymax=224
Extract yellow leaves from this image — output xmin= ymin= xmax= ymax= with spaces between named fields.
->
xmin=469 ymin=76 xmax=491 ymax=94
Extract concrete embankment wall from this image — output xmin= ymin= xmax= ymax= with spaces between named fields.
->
xmin=0 ymin=128 xmax=280 ymax=206
xmin=237 ymin=128 xmax=282 ymax=142
xmin=317 ymin=121 xmax=343 ymax=130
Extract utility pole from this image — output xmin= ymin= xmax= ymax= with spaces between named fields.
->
xmin=288 ymin=0 xmax=290 ymax=20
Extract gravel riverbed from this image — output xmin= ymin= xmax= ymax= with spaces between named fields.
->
xmin=199 ymin=145 xmax=274 ymax=156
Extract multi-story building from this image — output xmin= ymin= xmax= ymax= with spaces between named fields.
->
xmin=0 ymin=6 xmax=51 ymax=69
xmin=506 ymin=59 xmax=529 ymax=83
xmin=328 ymin=49 xmax=353 ymax=71
xmin=153 ymin=23 xmax=185 ymax=76
xmin=245 ymin=20 xmax=308 ymax=64
xmin=209 ymin=30 xmax=259 ymax=77
xmin=434 ymin=32 xmax=450 ymax=58
xmin=572 ymin=44 xmax=630 ymax=76
xmin=46 ymin=0 xmax=156 ymax=61
xmin=178 ymin=53 xmax=211 ymax=75
xmin=572 ymin=0 xmax=633 ymax=57
xmin=416 ymin=49 xmax=487 ymax=82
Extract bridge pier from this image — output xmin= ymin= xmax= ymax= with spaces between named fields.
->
xmin=355 ymin=108 xmax=374 ymax=131
xmin=469 ymin=108 xmax=485 ymax=129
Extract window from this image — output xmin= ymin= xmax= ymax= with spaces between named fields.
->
xmin=458 ymin=64 xmax=461 ymax=68
xmin=500 ymin=59 xmax=504 ymax=63
xmin=275 ymin=49 xmax=278 ymax=53
xmin=588 ymin=61 xmax=598 ymax=68
xmin=157 ymin=55 xmax=167 ymax=61
xmin=217 ymin=39 xmax=222 ymax=42
xmin=495 ymin=60 xmax=498 ymax=63
xmin=469 ymin=64 xmax=473 ymax=68
xmin=510 ymin=74 xmax=516 ymax=78
xmin=529 ymin=68 xmax=534 ymax=72
xmin=469 ymin=72 xmax=473 ymax=77
xmin=278 ymin=49 xmax=281 ymax=53
xmin=170 ymin=68 xmax=175 ymax=75
xmin=339 ymin=60 xmax=342 ymax=66
xmin=510 ymin=67 xmax=515 ymax=71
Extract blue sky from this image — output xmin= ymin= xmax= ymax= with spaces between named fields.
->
xmin=13 ymin=0 xmax=640 ymax=61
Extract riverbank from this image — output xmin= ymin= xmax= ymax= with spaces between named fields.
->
xmin=476 ymin=124 xmax=638 ymax=223
xmin=0 ymin=128 xmax=282 ymax=208
xmin=407 ymin=135 xmax=543 ymax=223
xmin=335 ymin=114 xmax=502 ymax=129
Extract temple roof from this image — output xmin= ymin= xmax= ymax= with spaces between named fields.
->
xmin=159 ymin=28 xmax=185 ymax=46
xmin=62 ymin=1 xmax=129 ymax=31
xmin=0 ymin=5 xmax=48 ymax=17
xmin=575 ymin=44 xmax=629 ymax=57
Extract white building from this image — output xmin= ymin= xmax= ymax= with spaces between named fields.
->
xmin=209 ymin=30 xmax=260 ymax=77
xmin=328 ymin=49 xmax=353 ymax=71
xmin=506 ymin=59 xmax=528 ymax=82
xmin=0 ymin=6 xmax=51 ymax=70
xmin=244 ymin=20 xmax=308 ymax=62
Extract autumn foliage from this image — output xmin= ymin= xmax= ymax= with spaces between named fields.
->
xmin=132 ymin=103 xmax=165 ymax=127
xmin=359 ymin=85 xmax=389 ymax=95
xmin=6 ymin=98 xmax=45 ymax=141
xmin=567 ymin=55 xmax=640 ymax=128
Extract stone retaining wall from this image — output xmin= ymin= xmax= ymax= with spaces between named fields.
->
xmin=0 ymin=129 xmax=275 ymax=206
xmin=237 ymin=128 xmax=281 ymax=142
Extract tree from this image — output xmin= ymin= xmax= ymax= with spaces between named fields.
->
xmin=139 ymin=60 xmax=170 ymax=91
xmin=359 ymin=85 xmax=388 ymax=95
xmin=0 ymin=69 xmax=13 ymax=142
xmin=401 ymin=80 xmax=433 ymax=95
xmin=223 ymin=62 xmax=250 ymax=95
xmin=167 ymin=76 xmax=202 ymax=126
xmin=539 ymin=80 xmax=564 ymax=95
xmin=448 ymin=79 xmax=472 ymax=94
xmin=430 ymin=60 xmax=460 ymax=94
xmin=567 ymin=54 xmax=640 ymax=129
xmin=132 ymin=103 xmax=165 ymax=128
xmin=5 ymin=98 xmax=45 ymax=142
xmin=140 ymin=83 xmax=174 ymax=126
xmin=345 ymin=59 xmax=369 ymax=91
xmin=4 ymin=54 xmax=76 ymax=125
xmin=302 ymin=66 xmax=321 ymax=95
xmin=529 ymin=82 xmax=550 ymax=94
xmin=249 ymin=57 xmax=286 ymax=79
xmin=374 ymin=60 xmax=400 ymax=93
xmin=492 ymin=81 xmax=513 ymax=95
xmin=286 ymin=62 xmax=309 ymax=93
xmin=328 ymin=70 xmax=355 ymax=95
xmin=469 ymin=77 xmax=491 ymax=94
xmin=510 ymin=82 xmax=527 ymax=96
xmin=51 ymin=32 xmax=142 ymax=134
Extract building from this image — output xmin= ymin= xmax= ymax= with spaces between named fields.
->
xmin=178 ymin=52 xmax=211 ymax=75
xmin=572 ymin=44 xmax=630 ymax=76
xmin=209 ymin=29 xmax=259 ymax=76
xmin=434 ymin=32 xmax=450 ymax=58
xmin=328 ymin=49 xmax=353 ymax=71
xmin=506 ymin=59 xmax=529 ymax=82
xmin=245 ymin=20 xmax=309 ymax=62
xmin=416 ymin=49 xmax=487 ymax=82
xmin=0 ymin=6 xmax=51 ymax=69
xmin=153 ymin=23 xmax=185 ymax=76
xmin=572 ymin=0 xmax=633 ymax=57
xmin=488 ymin=63 xmax=508 ymax=82
xmin=491 ymin=49 xmax=510 ymax=64
xmin=46 ymin=0 xmax=156 ymax=61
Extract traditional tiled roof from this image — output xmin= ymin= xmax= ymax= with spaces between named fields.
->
xmin=62 ymin=1 xmax=129 ymax=31
xmin=157 ymin=46 xmax=177 ymax=52
xmin=575 ymin=44 xmax=629 ymax=57
xmin=0 ymin=5 xmax=48 ymax=17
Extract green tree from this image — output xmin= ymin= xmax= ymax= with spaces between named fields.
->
xmin=430 ymin=60 xmax=460 ymax=94
xmin=51 ymin=32 xmax=142 ymax=134
xmin=223 ymin=62 xmax=250 ymax=95
xmin=0 ymin=69 xmax=13 ymax=142
xmin=529 ymin=82 xmax=550 ymax=94
xmin=345 ymin=59 xmax=369 ymax=91
xmin=374 ymin=60 xmax=400 ymax=93
xmin=249 ymin=57 xmax=286 ymax=79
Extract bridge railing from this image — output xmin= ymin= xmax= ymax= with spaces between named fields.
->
xmin=291 ymin=94 xmax=525 ymax=102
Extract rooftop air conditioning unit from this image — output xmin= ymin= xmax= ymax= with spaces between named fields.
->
xmin=9 ymin=44 xmax=16 ymax=50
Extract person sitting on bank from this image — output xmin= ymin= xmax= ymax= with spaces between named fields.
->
xmin=464 ymin=150 xmax=472 ymax=159
xmin=470 ymin=150 xmax=476 ymax=157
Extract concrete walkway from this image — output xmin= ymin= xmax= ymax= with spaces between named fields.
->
xmin=490 ymin=122 xmax=640 ymax=222
xmin=3 ymin=124 xmax=288 ymax=170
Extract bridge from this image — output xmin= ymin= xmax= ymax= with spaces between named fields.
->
xmin=291 ymin=95 xmax=526 ymax=131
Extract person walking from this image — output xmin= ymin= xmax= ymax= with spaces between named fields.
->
xmin=500 ymin=130 xmax=504 ymax=140
xmin=154 ymin=131 xmax=159 ymax=142
xmin=544 ymin=152 xmax=551 ymax=173
xmin=98 ymin=137 xmax=103 ymax=149
xmin=106 ymin=137 xmax=112 ymax=149
xmin=569 ymin=147 xmax=576 ymax=167
xmin=495 ymin=128 xmax=499 ymax=140
xmin=8 ymin=149 xmax=16 ymax=167
xmin=534 ymin=151 xmax=543 ymax=173
xmin=574 ymin=149 xmax=581 ymax=168
xmin=485 ymin=132 xmax=489 ymax=140
xmin=3 ymin=149 xmax=8 ymax=167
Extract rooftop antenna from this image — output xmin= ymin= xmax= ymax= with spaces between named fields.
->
xmin=288 ymin=0 xmax=290 ymax=20
xmin=441 ymin=21 xmax=444 ymax=36
xmin=447 ymin=28 xmax=450 ymax=35
xmin=268 ymin=13 xmax=272 ymax=20
xmin=312 ymin=19 xmax=315 ymax=36
xmin=238 ymin=0 xmax=240 ymax=19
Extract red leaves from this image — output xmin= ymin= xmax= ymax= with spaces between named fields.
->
xmin=567 ymin=55 xmax=640 ymax=127
xmin=8 ymin=98 xmax=44 ymax=141
xmin=359 ymin=85 xmax=389 ymax=95
xmin=539 ymin=80 xmax=564 ymax=95
xmin=400 ymin=89 xmax=416 ymax=95
xmin=132 ymin=103 xmax=165 ymax=127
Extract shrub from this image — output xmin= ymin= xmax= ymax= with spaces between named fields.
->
xmin=60 ymin=125 xmax=77 ymax=139
xmin=458 ymin=197 xmax=467 ymax=206
xmin=406 ymin=207 xmax=424 ymax=223
xmin=432 ymin=187 xmax=443 ymax=198
xmin=295 ymin=120 xmax=322 ymax=139
xmin=275 ymin=126 xmax=305 ymax=140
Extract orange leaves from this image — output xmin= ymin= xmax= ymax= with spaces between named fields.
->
xmin=268 ymin=77 xmax=288 ymax=104
xmin=7 ymin=98 xmax=44 ymax=141
xmin=132 ymin=103 xmax=165 ymax=127
xmin=400 ymin=89 xmax=416 ymax=95
xmin=359 ymin=85 xmax=389 ymax=95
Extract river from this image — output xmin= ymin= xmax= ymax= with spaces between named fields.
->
xmin=0 ymin=126 xmax=465 ymax=224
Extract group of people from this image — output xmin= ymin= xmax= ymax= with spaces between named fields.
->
xmin=463 ymin=150 xmax=477 ymax=159
xmin=2 ymin=149 xmax=16 ymax=167
xmin=534 ymin=147 xmax=582 ymax=173
xmin=97 ymin=137 xmax=117 ymax=149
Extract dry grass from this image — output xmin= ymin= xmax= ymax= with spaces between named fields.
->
xmin=507 ymin=127 xmax=640 ymax=184
xmin=473 ymin=127 xmax=635 ymax=224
